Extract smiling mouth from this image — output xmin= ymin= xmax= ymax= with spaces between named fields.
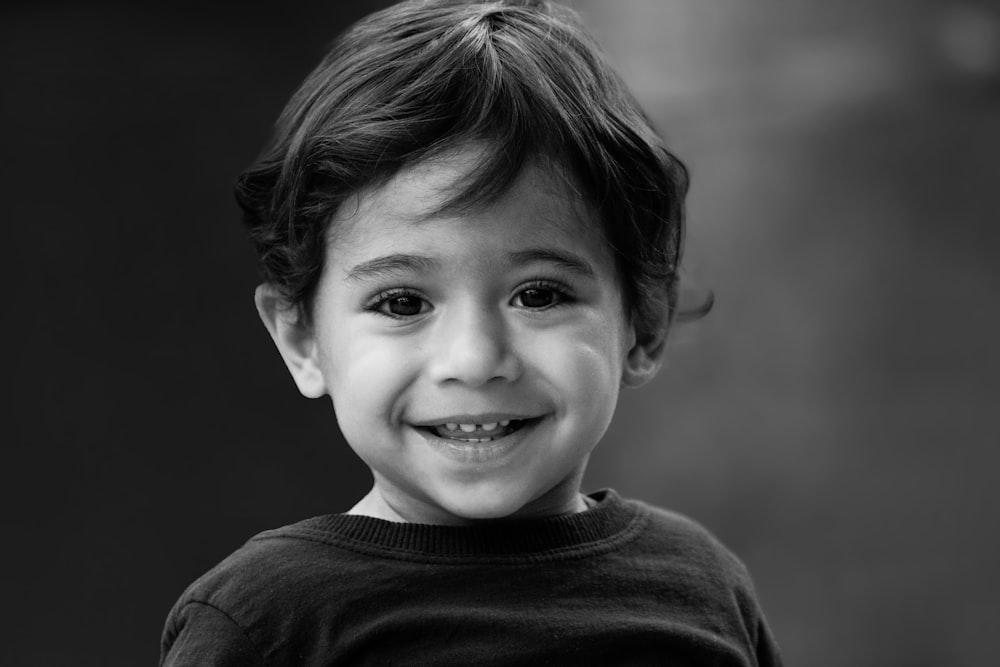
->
xmin=414 ymin=418 xmax=537 ymax=443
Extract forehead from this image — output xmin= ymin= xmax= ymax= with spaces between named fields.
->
xmin=329 ymin=148 xmax=609 ymax=260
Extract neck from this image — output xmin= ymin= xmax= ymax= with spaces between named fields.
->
xmin=347 ymin=486 xmax=590 ymax=526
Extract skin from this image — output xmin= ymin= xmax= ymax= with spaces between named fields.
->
xmin=257 ymin=145 xmax=664 ymax=526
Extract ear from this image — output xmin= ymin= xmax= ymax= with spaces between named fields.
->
xmin=621 ymin=326 xmax=667 ymax=388
xmin=254 ymin=284 xmax=328 ymax=398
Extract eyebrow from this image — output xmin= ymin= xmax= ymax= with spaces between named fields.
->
xmin=505 ymin=248 xmax=596 ymax=279
xmin=344 ymin=247 xmax=596 ymax=283
xmin=344 ymin=253 xmax=441 ymax=283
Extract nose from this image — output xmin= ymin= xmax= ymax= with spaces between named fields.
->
xmin=427 ymin=301 xmax=521 ymax=387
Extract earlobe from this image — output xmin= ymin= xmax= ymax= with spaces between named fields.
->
xmin=254 ymin=284 xmax=328 ymax=398
xmin=621 ymin=329 xmax=667 ymax=388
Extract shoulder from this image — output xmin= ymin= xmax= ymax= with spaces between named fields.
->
xmin=620 ymin=497 xmax=762 ymax=602
xmin=173 ymin=516 xmax=360 ymax=611
xmin=160 ymin=597 xmax=264 ymax=666
xmin=161 ymin=517 xmax=365 ymax=664
xmin=617 ymin=498 xmax=783 ymax=661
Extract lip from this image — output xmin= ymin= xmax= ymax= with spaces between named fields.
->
xmin=411 ymin=417 xmax=543 ymax=465
xmin=410 ymin=413 xmax=540 ymax=427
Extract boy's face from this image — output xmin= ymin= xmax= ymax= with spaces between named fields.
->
xmin=264 ymin=146 xmax=658 ymax=525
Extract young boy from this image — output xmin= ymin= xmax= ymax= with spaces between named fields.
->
xmin=161 ymin=1 xmax=782 ymax=664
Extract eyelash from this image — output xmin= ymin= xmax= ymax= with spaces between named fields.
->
xmin=364 ymin=280 xmax=574 ymax=320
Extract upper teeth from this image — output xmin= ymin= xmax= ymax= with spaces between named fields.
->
xmin=444 ymin=420 xmax=511 ymax=432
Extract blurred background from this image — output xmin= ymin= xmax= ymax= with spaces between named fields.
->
xmin=4 ymin=0 xmax=998 ymax=664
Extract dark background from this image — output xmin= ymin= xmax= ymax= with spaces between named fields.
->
xmin=5 ymin=1 xmax=999 ymax=665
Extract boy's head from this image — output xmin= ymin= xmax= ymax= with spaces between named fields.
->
xmin=237 ymin=0 xmax=689 ymax=344
xmin=240 ymin=0 xmax=693 ymax=524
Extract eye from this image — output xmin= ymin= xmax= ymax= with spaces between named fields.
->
xmin=384 ymin=295 xmax=425 ymax=317
xmin=511 ymin=281 xmax=571 ymax=310
xmin=367 ymin=289 xmax=431 ymax=319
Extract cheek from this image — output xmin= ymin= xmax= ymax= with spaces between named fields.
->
xmin=526 ymin=319 xmax=626 ymax=413
xmin=321 ymin=330 xmax=418 ymax=427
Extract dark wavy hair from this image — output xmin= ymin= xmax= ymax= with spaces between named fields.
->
xmin=235 ymin=0 xmax=703 ymax=344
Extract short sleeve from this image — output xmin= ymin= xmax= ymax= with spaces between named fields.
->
xmin=160 ymin=601 xmax=264 ymax=667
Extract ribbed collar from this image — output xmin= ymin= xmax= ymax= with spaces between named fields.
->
xmin=271 ymin=489 xmax=645 ymax=561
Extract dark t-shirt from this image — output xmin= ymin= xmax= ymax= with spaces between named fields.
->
xmin=160 ymin=489 xmax=782 ymax=666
